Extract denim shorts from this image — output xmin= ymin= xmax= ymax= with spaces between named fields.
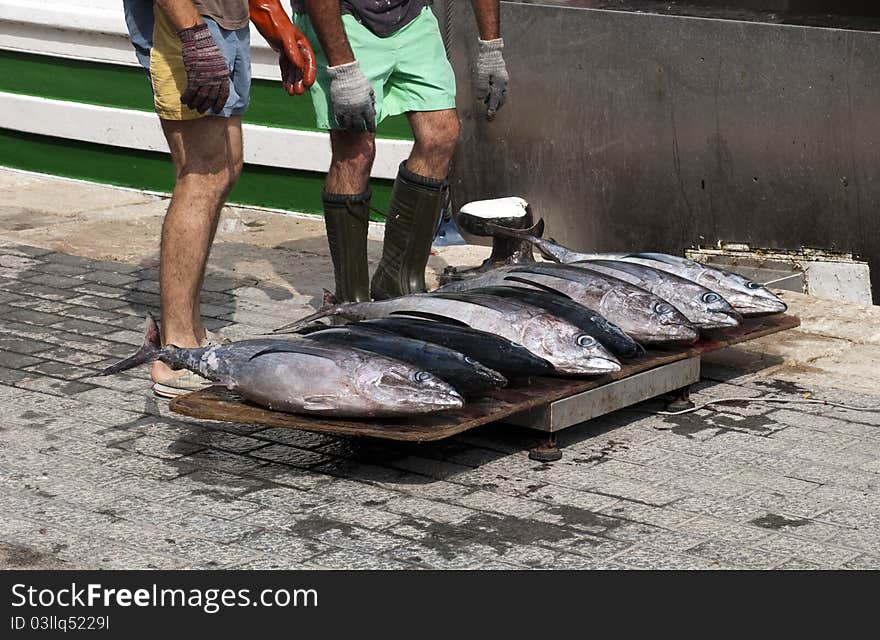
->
xmin=123 ymin=0 xmax=250 ymax=120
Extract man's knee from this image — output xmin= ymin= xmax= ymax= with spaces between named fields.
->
xmin=415 ymin=117 xmax=460 ymax=161
xmin=330 ymin=131 xmax=376 ymax=176
xmin=177 ymin=164 xmax=232 ymax=203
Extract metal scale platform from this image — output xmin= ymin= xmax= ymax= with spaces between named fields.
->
xmin=170 ymin=314 xmax=799 ymax=461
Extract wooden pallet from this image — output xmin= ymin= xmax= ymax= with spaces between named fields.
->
xmin=170 ymin=314 xmax=799 ymax=442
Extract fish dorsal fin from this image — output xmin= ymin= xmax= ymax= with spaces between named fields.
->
xmin=627 ymin=252 xmax=686 ymax=266
xmin=501 ymin=276 xmax=574 ymax=299
xmin=389 ymin=310 xmax=469 ymax=327
xmin=248 ymin=342 xmax=340 ymax=362
xmin=430 ymin=292 xmax=522 ymax=314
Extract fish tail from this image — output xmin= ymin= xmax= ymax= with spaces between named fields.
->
xmin=483 ymin=217 xmax=545 ymax=242
xmin=274 ymin=295 xmax=344 ymax=334
xmin=99 ymin=313 xmax=162 ymax=375
xmin=483 ymin=218 xmax=568 ymax=263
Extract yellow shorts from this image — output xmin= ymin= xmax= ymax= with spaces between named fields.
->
xmin=124 ymin=3 xmax=251 ymax=121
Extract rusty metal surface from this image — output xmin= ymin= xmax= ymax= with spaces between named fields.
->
xmin=171 ymin=314 xmax=800 ymax=442
xmin=441 ymin=0 xmax=880 ymax=298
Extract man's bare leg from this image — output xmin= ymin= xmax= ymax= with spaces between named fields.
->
xmin=405 ymin=109 xmax=460 ymax=179
xmin=189 ymin=116 xmax=244 ymax=335
xmin=152 ymin=115 xmax=242 ymax=383
xmin=326 ymin=129 xmax=376 ymax=194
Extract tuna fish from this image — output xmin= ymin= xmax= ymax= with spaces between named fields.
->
xmin=435 ymin=263 xmax=699 ymax=345
xmin=275 ymin=293 xmax=621 ymax=376
xmin=101 ymin=314 xmax=463 ymax=417
xmin=570 ymin=260 xmax=742 ymax=329
xmin=356 ymin=317 xmax=556 ymax=378
xmin=486 ymin=220 xmax=787 ymax=316
xmin=301 ymin=324 xmax=507 ymax=395
xmin=465 ymin=285 xmax=642 ymax=358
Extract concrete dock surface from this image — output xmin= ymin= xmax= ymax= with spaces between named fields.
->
xmin=1 ymin=168 xmax=878 ymax=570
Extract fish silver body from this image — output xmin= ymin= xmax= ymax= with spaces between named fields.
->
xmin=436 ymin=264 xmax=699 ymax=344
xmin=486 ymin=221 xmax=787 ymax=317
xmin=571 ymin=260 xmax=741 ymax=329
xmin=100 ymin=317 xmax=463 ymax=417
xmin=277 ymin=293 xmax=621 ymax=376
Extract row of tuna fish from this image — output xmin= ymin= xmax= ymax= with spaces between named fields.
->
xmin=102 ymin=227 xmax=786 ymax=418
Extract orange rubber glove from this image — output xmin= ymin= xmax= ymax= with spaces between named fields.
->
xmin=249 ymin=0 xmax=316 ymax=95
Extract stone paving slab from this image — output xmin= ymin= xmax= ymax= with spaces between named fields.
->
xmin=2 ymin=170 xmax=880 ymax=569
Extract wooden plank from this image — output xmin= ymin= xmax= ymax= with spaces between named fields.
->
xmin=170 ymin=313 xmax=800 ymax=442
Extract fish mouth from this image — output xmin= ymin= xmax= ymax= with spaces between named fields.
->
xmin=554 ymin=356 xmax=621 ymax=376
xmin=435 ymin=391 xmax=465 ymax=410
xmin=589 ymin=357 xmax=622 ymax=374
xmin=655 ymin=324 xmax=700 ymax=344
xmin=695 ymin=312 xmax=742 ymax=329
xmin=736 ymin=299 xmax=788 ymax=316
xmin=485 ymin=370 xmax=508 ymax=386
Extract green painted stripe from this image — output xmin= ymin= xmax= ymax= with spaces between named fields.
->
xmin=0 ymin=128 xmax=392 ymax=218
xmin=0 ymin=50 xmax=413 ymax=140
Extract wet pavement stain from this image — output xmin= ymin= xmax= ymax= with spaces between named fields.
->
xmin=659 ymin=413 xmax=722 ymax=437
xmin=707 ymin=412 xmax=776 ymax=434
xmin=750 ymin=513 xmax=811 ymax=530
xmin=407 ymin=507 xmax=625 ymax=560
xmin=659 ymin=410 xmax=777 ymax=437
xmin=286 ymin=514 xmax=355 ymax=538
xmin=752 ymin=378 xmax=813 ymax=396
xmin=543 ymin=505 xmax=625 ymax=535
xmin=572 ymin=440 xmax=630 ymax=465
xmin=0 ymin=542 xmax=69 ymax=569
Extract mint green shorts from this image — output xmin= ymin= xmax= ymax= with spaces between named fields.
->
xmin=294 ymin=7 xmax=457 ymax=130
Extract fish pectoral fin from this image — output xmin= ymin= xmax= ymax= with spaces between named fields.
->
xmin=302 ymin=395 xmax=339 ymax=412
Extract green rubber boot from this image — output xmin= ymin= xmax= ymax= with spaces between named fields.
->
xmin=322 ymin=190 xmax=371 ymax=303
xmin=370 ymin=163 xmax=446 ymax=300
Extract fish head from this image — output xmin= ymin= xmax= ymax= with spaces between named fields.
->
xmin=697 ymin=270 xmax=788 ymax=316
xmin=688 ymin=289 xmax=743 ymax=328
xmin=604 ymin=288 xmax=699 ymax=343
xmin=522 ymin=316 xmax=621 ymax=375
xmin=499 ymin=341 xmax=556 ymax=375
xmin=463 ymin=356 xmax=508 ymax=387
xmin=725 ymin=281 xmax=788 ymax=316
xmin=355 ymin=360 xmax=464 ymax=413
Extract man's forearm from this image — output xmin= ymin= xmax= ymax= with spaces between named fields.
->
xmin=470 ymin=0 xmax=500 ymax=40
xmin=304 ymin=0 xmax=354 ymax=66
xmin=249 ymin=0 xmax=294 ymax=51
xmin=155 ymin=0 xmax=203 ymax=30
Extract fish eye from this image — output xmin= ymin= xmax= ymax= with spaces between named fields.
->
xmin=654 ymin=302 xmax=674 ymax=315
xmin=576 ymin=334 xmax=597 ymax=347
xmin=464 ymin=356 xmax=480 ymax=365
xmin=746 ymin=282 xmax=761 ymax=290
xmin=414 ymin=371 xmax=433 ymax=383
xmin=702 ymin=292 xmax=721 ymax=303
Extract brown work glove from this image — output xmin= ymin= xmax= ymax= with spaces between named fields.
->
xmin=177 ymin=23 xmax=230 ymax=114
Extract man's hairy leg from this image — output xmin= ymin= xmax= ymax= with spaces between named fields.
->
xmin=152 ymin=115 xmax=237 ymax=383
xmin=189 ymin=116 xmax=243 ymax=335
xmin=405 ymin=109 xmax=460 ymax=179
xmin=326 ymin=129 xmax=376 ymax=194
